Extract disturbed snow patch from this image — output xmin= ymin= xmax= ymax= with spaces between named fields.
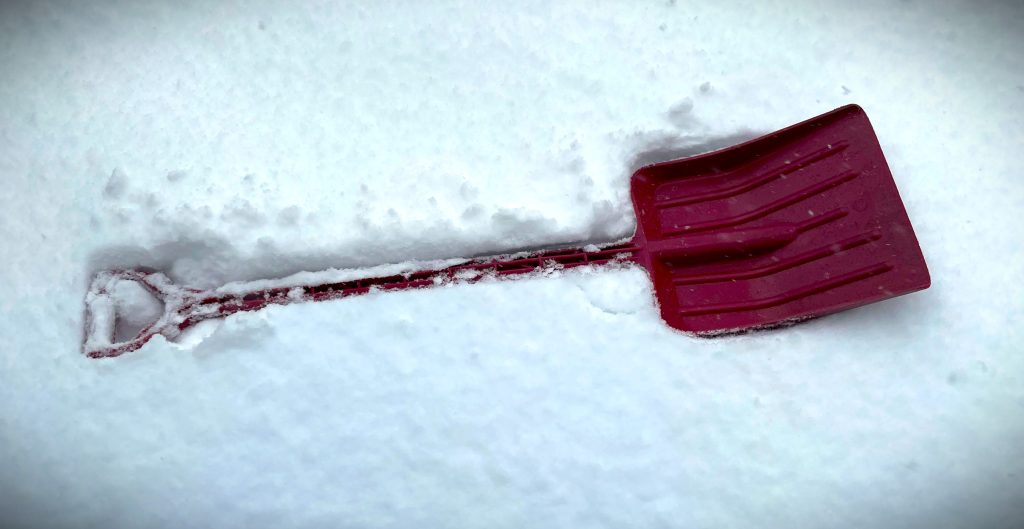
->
xmin=83 ymin=92 xmax=756 ymax=302
xmin=107 ymin=279 xmax=164 ymax=343
xmin=191 ymin=311 xmax=276 ymax=357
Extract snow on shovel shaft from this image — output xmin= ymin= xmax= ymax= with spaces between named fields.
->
xmin=82 ymin=105 xmax=930 ymax=358
xmin=82 ymin=244 xmax=640 ymax=358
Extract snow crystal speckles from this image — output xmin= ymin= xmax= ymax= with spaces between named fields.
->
xmin=587 ymin=200 xmax=632 ymax=240
xmin=277 ymin=205 xmax=301 ymax=225
xmin=166 ymin=170 xmax=187 ymax=182
xmin=461 ymin=204 xmax=484 ymax=220
xmin=491 ymin=208 xmax=559 ymax=244
xmin=103 ymin=168 xmax=128 ymax=198
xmin=459 ymin=182 xmax=479 ymax=200
xmin=568 ymin=267 xmax=653 ymax=317
xmin=108 ymin=279 xmax=164 ymax=342
xmin=191 ymin=311 xmax=275 ymax=357
xmin=221 ymin=200 xmax=266 ymax=226
xmin=666 ymin=97 xmax=697 ymax=129
xmin=550 ymin=137 xmax=587 ymax=174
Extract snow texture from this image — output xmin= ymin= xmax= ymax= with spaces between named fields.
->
xmin=2 ymin=0 xmax=1024 ymax=528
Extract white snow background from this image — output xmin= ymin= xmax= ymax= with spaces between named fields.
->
xmin=2 ymin=0 xmax=1023 ymax=527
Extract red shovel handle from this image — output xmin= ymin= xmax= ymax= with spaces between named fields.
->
xmin=83 ymin=243 xmax=640 ymax=358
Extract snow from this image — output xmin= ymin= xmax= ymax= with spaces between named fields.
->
xmin=2 ymin=0 xmax=1023 ymax=528
xmin=107 ymin=278 xmax=164 ymax=341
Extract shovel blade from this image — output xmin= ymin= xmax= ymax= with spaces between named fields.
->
xmin=630 ymin=105 xmax=930 ymax=334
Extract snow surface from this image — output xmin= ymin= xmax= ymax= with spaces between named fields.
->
xmin=107 ymin=278 xmax=163 ymax=340
xmin=2 ymin=0 xmax=1024 ymax=527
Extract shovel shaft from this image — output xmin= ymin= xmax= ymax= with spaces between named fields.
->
xmin=84 ymin=242 xmax=642 ymax=358
xmin=212 ymin=242 xmax=641 ymax=317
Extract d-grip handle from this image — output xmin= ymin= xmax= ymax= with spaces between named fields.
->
xmin=83 ymin=270 xmax=189 ymax=358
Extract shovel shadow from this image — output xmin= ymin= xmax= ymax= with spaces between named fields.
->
xmin=627 ymin=130 xmax=763 ymax=173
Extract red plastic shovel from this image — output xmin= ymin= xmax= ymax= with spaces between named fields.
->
xmin=83 ymin=105 xmax=930 ymax=358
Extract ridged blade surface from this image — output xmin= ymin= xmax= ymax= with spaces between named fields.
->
xmin=630 ymin=105 xmax=930 ymax=334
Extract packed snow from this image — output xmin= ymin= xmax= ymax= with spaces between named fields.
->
xmin=2 ymin=1 xmax=1023 ymax=528
xmin=107 ymin=279 xmax=163 ymax=336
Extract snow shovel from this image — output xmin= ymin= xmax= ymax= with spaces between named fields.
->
xmin=83 ymin=104 xmax=930 ymax=358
